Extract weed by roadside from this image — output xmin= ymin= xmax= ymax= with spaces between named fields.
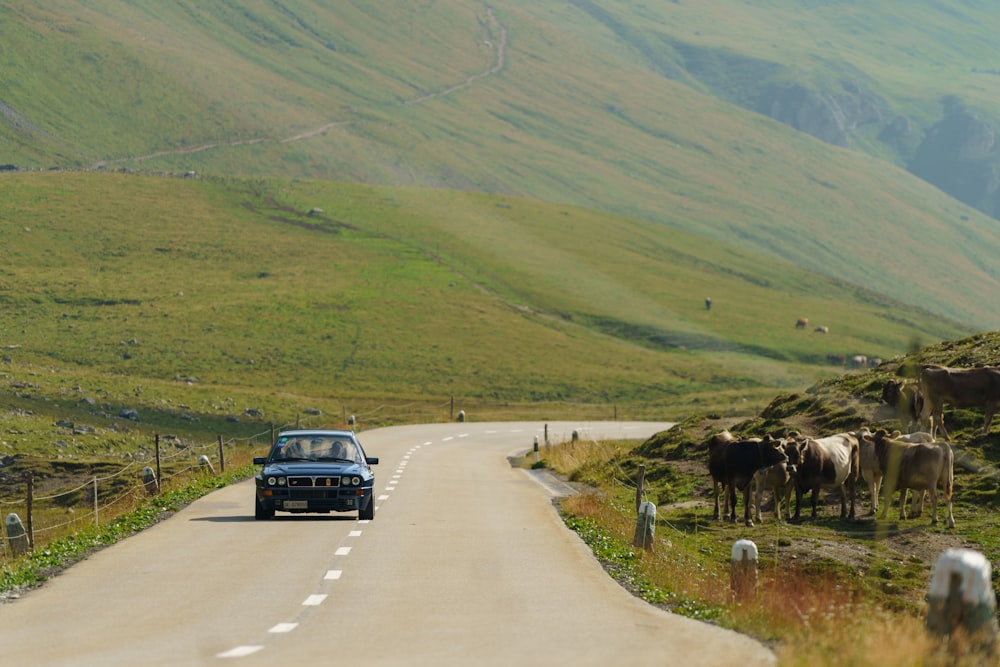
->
xmin=0 ymin=464 xmax=255 ymax=601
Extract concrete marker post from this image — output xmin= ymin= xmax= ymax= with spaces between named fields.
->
xmin=5 ymin=513 xmax=29 ymax=557
xmin=633 ymin=501 xmax=656 ymax=551
xmin=198 ymin=454 xmax=216 ymax=475
xmin=926 ymin=548 xmax=999 ymax=658
xmin=731 ymin=539 xmax=759 ymax=602
xmin=142 ymin=466 xmax=159 ymax=495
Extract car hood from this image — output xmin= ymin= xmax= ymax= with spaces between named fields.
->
xmin=262 ymin=461 xmax=368 ymax=476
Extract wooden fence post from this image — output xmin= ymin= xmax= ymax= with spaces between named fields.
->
xmin=217 ymin=435 xmax=225 ymax=473
xmin=155 ymin=434 xmax=162 ymax=492
xmin=25 ymin=472 xmax=34 ymax=550
xmin=635 ymin=465 xmax=646 ymax=513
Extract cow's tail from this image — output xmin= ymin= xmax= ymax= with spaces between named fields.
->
xmin=942 ymin=443 xmax=955 ymax=500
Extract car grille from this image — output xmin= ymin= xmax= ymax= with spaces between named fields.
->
xmin=287 ymin=476 xmax=341 ymax=488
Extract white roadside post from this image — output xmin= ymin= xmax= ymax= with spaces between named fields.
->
xmin=632 ymin=501 xmax=656 ymax=551
xmin=142 ymin=466 xmax=159 ymax=495
xmin=5 ymin=513 xmax=29 ymax=557
xmin=926 ymin=548 xmax=999 ymax=658
xmin=198 ymin=454 xmax=216 ymax=474
xmin=730 ymin=539 xmax=758 ymax=602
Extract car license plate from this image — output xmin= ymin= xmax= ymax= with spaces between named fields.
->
xmin=283 ymin=500 xmax=308 ymax=509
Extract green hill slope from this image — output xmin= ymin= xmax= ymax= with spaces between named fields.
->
xmin=0 ymin=172 xmax=969 ymax=417
xmin=2 ymin=2 xmax=1000 ymax=332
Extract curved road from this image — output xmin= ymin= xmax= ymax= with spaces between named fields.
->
xmin=0 ymin=421 xmax=775 ymax=666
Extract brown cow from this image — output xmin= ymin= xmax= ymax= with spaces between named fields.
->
xmin=881 ymin=379 xmax=923 ymax=433
xmin=753 ymin=455 xmax=794 ymax=523
xmin=722 ymin=434 xmax=788 ymax=527
xmin=918 ymin=364 xmax=1000 ymax=439
xmin=795 ymin=317 xmax=809 ymax=329
xmin=872 ymin=429 xmax=955 ymax=528
xmin=707 ymin=429 xmax=738 ymax=520
xmin=858 ymin=427 xmax=934 ymax=516
xmin=786 ymin=432 xmax=859 ymax=521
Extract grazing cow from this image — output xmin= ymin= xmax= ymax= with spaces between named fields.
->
xmin=826 ymin=354 xmax=845 ymax=366
xmin=721 ymin=435 xmax=789 ymax=527
xmin=707 ymin=430 xmax=739 ymax=520
xmin=814 ymin=325 xmax=829 ymax=334
xmin=857 ymin=427 xmax=934 ymax=515
xmin=753 ymin=455 xmax=794 ymax=523
xmin=786 ymin=432 xmax=859 ymax=521
xmin=872 ymin=429 xmax=955 ymax=528
xmin=795 ymin=318 xmax=809 ymax=329
xmin=918 ymin=364 xmax=1000 ymax=439
xmin=881 ymin=379 xmax=923 ymax=433
xmin=851 ymin=355 xmax=868 ymax=368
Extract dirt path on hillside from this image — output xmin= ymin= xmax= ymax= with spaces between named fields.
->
xmin=96 ymin=6 xmax=507 ymax=169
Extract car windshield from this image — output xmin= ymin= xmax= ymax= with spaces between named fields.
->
xmin=271 ymin=436 xmax=360 ymax=463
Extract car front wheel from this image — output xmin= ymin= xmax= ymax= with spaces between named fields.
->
xmin=255 ymin=496 xmax=274 ymax=520
xmin=359 ymin=496 xmax=374 ymax=521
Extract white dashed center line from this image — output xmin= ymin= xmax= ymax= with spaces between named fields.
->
xmin=218 ymin=646 xmax=264 ymax=658
xmin=219 ymin=437 xmax=436 ymax=659
xmin=269 ymin=623 xmax=298 ymax=633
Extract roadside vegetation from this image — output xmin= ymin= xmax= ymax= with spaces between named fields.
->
xmin=529 ymin=333 xmax=1000 ymax=666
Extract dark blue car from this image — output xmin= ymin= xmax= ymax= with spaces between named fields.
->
xmin=253 ymin=429 xmax=379 ymax=520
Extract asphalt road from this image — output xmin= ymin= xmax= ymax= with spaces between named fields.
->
xmin=0 ymin=421 xmax=776 ymax=666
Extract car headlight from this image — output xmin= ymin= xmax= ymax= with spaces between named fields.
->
xmin=344 ymin=476 xmax=361 ymax=486
xmin=267 ymin=476 xmax=277 ymax=486
xmin=278 ymin=477 xmax=287 ymax=486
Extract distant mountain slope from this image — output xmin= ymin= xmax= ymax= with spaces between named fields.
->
xmin=2 ymin=1 xmax=1000 ymax=330
xmin=0 ymin=172 xmax=970 ymax=411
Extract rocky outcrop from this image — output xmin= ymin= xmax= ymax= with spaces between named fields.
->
xmin=909 ymin=106 xmax=1000 ymax=217
xmin=754 ymin=80 xmax=885 ymax=147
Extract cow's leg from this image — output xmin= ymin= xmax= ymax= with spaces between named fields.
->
xmin=909 ymin=490 xmax=925 ymax=518
xmin=792 ymin=487 xmax=803 ymax=522
xmin=753 ymin=478 xmax=763 ymax=524
xmin=810 ymin=488 xmax=820 ymax=518
xmin=870 ymin=474 xmax=881 ymax=515
xmin=743 ymin=485 xmax=754 ymax=527
xmin=727 ymin=482 xmax=736 ymax=523
xmin=985 ymin=402 xmax=997 ymax=435
xmin=847 ymin=478 xmax=856 ymax=519
xmin=928 ymin=488 xmax=939 ymax=526
xmin=934 ymin=409 xmax=950 ymax=441
xmin=713 ymin=481 xmax=721 ymax=520
xmin=899 ymin=488 xmax=909 ymax=520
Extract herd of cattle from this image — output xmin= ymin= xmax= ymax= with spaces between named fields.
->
xmin=707 ymin=363 xmax=1000 ymax=529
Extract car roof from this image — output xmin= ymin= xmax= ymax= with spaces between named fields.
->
xmin=277 ymin=429 xmax=357 ymax=438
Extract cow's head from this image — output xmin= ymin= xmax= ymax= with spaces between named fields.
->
xmin=882 ymin=379 xmax=902 ymax=406
xmin=759 ymin=434 xmax=789 ymax=468
xmin=776 ymin=436 xmax=798 ymax=478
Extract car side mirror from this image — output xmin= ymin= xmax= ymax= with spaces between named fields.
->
xmin=366 ymin=456 xmax=379 ymax=465
xmin=253 ymin=457 xmax=266 ymax=465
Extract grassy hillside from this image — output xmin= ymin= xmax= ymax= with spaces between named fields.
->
xmin=538 ymin=330 xmax=1000 ymax=666
xmin=0 ymin=171 xmax=968 ymax=420
xmin=1 ymin=2 xmax=1000 ymax=330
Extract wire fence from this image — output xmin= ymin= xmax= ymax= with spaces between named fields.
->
xmin=0 ymin=398 xmax=663 ymax=562
xmin=0 ymin=413 xmax=347 ymax=561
